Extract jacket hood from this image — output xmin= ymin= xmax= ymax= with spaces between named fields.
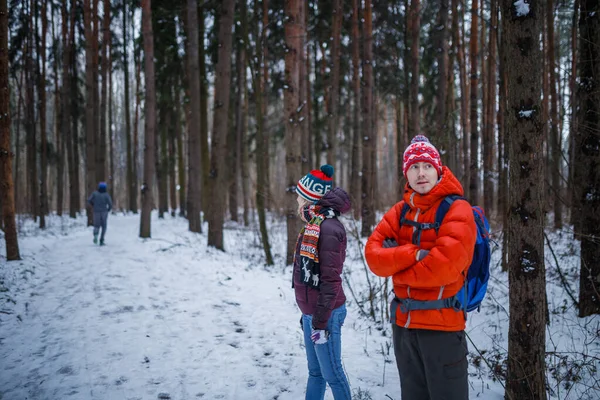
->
xmin=402 ymin=166 xmax=464 ymax=211
xmin=317 ymin=187 xmax=352 ymax=214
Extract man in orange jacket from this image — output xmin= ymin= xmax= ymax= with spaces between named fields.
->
xmin=365 ymin=135 xmax=477 ymax=400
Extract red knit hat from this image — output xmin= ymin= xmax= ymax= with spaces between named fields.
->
xmin=402 ymin=135 xmax=443 ymax=176
xmin=296 ymin=164 xmax=334 ymax=202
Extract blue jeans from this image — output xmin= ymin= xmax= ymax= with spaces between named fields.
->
xmin=302 ymin=304 xmax=351 ymax=400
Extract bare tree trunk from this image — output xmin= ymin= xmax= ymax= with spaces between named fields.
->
xmin=407 ymin=0 xmax=420 ymax=138
xmin=133 ymin=34 xmax=141 ymax=214
xmin=502 ymin=0 xmax=547 ymax=397
xmin=123 ymin=0 xmax=134 ymax=213
xmin=253 ymin=0 xmax=273 ymax=264
xmin=26 ymin=0 xmax=38 ymax=221
xmin=52 ymin=9 xmax=64 ymax=217
xmin=169 ymin=96 xmax=178 ymax=217
xmin=199 ymin=6 xmax=209 ymax=217
xmin=69 ymin=4 xmax=80 ymax=218
xmin=99 ymin=0 xmax=110 ymax=185
xmin=84 ymin=0 xmax=96 ymax=225
xmin=435 ymin=0 xmax=449 ymax=140
xmin=0 ymin=0 xmax=21 ymax=260
xmin=325 ymin=0 xmax=342 ymax=166
xmin=207 ymin=0 xmax=235 ymax=250
xmin=575 ymin=0 xmax=600 ymax=317
xmin=484 ymin=0 xmax=497 ymax=215
xmin=284 ymin=0 xmax=304 ymax=264
xmin=469 ymin=0 xmax=479 ymax=204
xmin=39 ymin=0 xmax=48 ymax=228
xmin=568 ymin=0 xmax=579 ymax=227
xmin=262 ymin=0 xmax=271 ymax=210
xmin=547 ymin=0 xmax=562 ymax=229
xmin=361 ymin=0 xmax=375 ymax=237
xmin=186 ymin=0 xmax=202 ymax=232
xmin=108 ymin=18 xmax=114 ymax=209
xmin=452 ymin=0 xmax=469 ymax=188
xmin=139 ymin=0 xmax=156 ymax=238
xmin=239 ymin=0 xmax=249 ymax=227
xmin=13 ymin=69 xmax=24 ymax=216
xmin=175 ymin=86 xmax=185 ymax=217
xmin=350 ymin=0 xmax=361 ymax=219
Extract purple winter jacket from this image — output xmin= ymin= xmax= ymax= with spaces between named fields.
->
xmin=293 ymin=187 xmax=352 ymax=330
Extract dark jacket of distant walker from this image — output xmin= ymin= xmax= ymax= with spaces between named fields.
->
xmin=88 ymin=191 xmax=113 ymax=213
xmin=293 ymin=187 xmax=351 ymax=330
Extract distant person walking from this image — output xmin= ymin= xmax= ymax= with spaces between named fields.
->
xmin=293 ymin=164 xmax=352 ymax=400
xmin=87 ymin=182 xmax=113 ymax=246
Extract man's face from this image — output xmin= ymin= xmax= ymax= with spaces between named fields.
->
xmin=406 ymin=162 xmax=439 ymax=194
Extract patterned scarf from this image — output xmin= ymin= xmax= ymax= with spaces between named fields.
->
xmin=296 ymin=205 xmax=337 ymax=289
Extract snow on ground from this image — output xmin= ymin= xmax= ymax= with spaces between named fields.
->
xmin=0 ymin=212 xmax=596 ymax=400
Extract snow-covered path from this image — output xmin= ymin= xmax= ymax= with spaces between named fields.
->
xmin=0 ymin=214 xmax=410 ymax=400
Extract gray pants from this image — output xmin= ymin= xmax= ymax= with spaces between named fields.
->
xmin=93 ymin=211 xmax=108 ymax=241
xmin=392 ymin=324 xmax=469 ymax=400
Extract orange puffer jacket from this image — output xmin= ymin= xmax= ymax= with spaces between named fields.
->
xmin=365 ymin=166 xmax=476 ymax=331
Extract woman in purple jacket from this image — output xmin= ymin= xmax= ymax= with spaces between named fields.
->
xmin=293 ymin=164 xmax=352 ymax=400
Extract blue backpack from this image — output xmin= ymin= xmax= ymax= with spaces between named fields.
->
xmin=396 ymin=195 xmax=491 ymax=315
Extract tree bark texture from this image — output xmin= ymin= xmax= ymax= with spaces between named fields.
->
xmin=207 ymin=0 xmax=235 ymax=250
xmin=501 ymin=0 xmax=548 ymax=398
xmin=469 ymin=0 xmax=480 ymax=204
xmin=284 ymin=0 xmax=305 ymax=264
xmin=139 ymin=0 xmax=157 ymax=238
xmin=186 ymin=0 xmax=202 ymax=232
xmin=0 ymin=0 xmax=21 ymax=260
xmin=326 ymin=0 xmax=342 ymax=166
xmin=361 ymin=0 xmax=375 ymax=237
xmin=407 ymin=0 xmax=420 ymax=139
xmin=575 ymin=0 xmax=600 ymax=317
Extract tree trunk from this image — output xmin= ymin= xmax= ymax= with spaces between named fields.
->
xmin=284 ymin=0 xmax=304 ymax=264
xmin=484 ymin=0 xmax=498 ymax=215
xmin=469 ymin=0 xmax=480 ymax=204
xmin=326 ymin=0 xmax=342 ymax=166
xmin=52 ymin=9 xmax=64 ymax=217
xmin=547 ymin=0 xmax=562 ymax=229
xmin=169 ymin=96 xmax=178 ymax=217
xmin=139 ymin=0 xmax=156 ymax=238
xmin=84 ymin=0 xmax=96 ymax=225
xmin=207 ymin=0 xmax=235 ymax=250
xmin=350 ymin=0 xmax=361 ymax=219
xmin=407 ymin=0 xmax=420 ymax=138
xmin=108 ymin=18 xmax=114 ymax=209
xmin=99 ymin=0 xmax=110 ymax=185
xmin=569 ymin=0 xmax=579 ymax=227
xmin=240 ymin=0 xmax=249 ymax=227
xmin=262 ymin=0 xmax=271 ymax=210
xmin=186 ymin=0 xmax=202 ymax=232
xmin=0 ymin=0 xmax=21 ymax=260
xmin=452 ymin=0 xmax=469 ymax=188
xmin=199 ymin=6 xmax=209 ymax=217
xmin=157 ymin=98 xmax=169 ymax=218
xmin=175 ymin=86 xmax=186 ymax=217
xmin=123 ymin=0 xmax=134 ymax=213
xmin=435 ymin=0 xmax=449 ymax=140
xmin=253 ymin=0 xmax=273 ymax=265
xmin=502 ymin=0 xmax=548 ymax=397
xmin=69 ymin=4 xmax=80 ymax=218
xmin=231 ymin=11 xmax=246 ymax=223
xmin=39 ymin=0 xmax=48 ymax=228
xmin=361 ymin=0 xmax=375 ymax=237
xmin=26 ymin=0 xmax=38 ymax=221
xmin=575 ymin=0 xmax=600 ymax=317
xmin=133 ymin=30 xmax=141 ymax=214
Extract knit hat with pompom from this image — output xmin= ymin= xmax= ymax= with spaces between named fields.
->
xmin=402 ymin=135 xmax=443 ymax=176
xmin=296 ymin=164 xmax=335 ymax=202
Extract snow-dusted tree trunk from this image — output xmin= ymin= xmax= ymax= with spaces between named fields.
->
xmin=501 ymin=0 xmax=547 ymax=398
